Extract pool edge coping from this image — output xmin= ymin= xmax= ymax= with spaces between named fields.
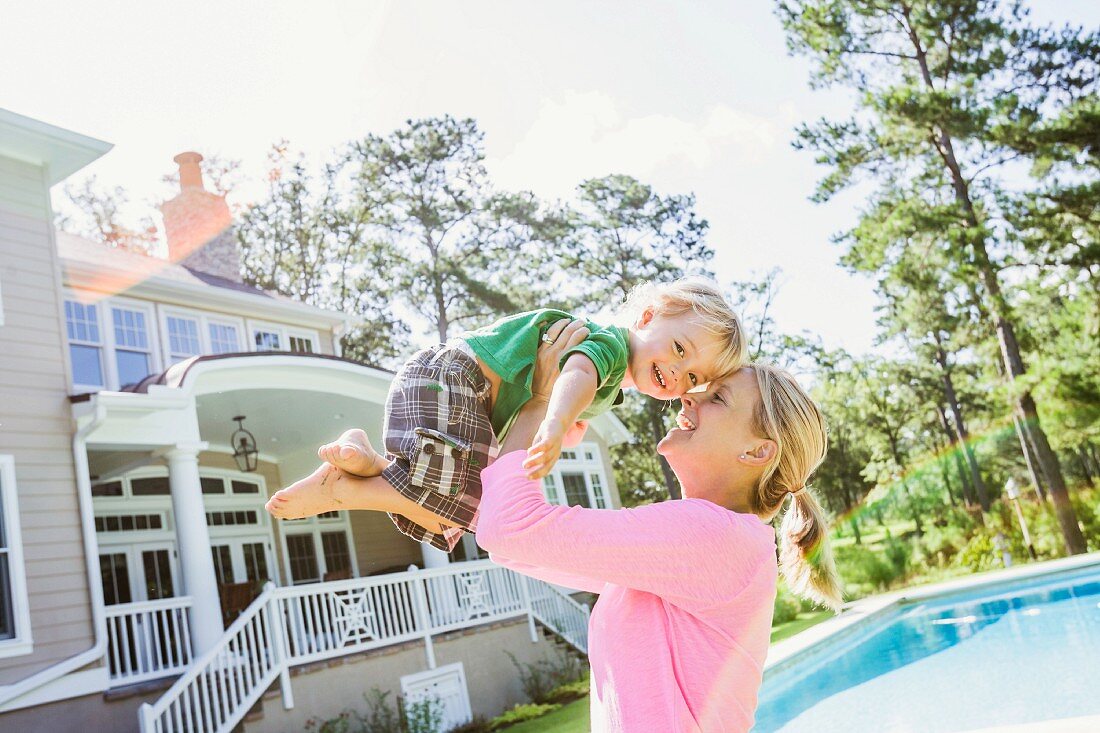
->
xmin=764 ymin=550 xmax=1100 ymax=672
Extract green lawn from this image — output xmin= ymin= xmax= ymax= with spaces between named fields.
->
xmin=770 ymin=611 xmax=832 ymax=643
xmin=503 ymin=698 xmax=589 ymax=732
xmin=831 ymin=519 xmax=916 ymax=549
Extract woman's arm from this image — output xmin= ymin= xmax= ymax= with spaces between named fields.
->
xmin=477 ymin=320 xmax=772 ymax=609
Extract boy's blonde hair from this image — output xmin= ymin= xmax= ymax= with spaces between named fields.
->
xmin=619 ymin=278 xmax=747 ymax=379
xmin=749 ymin=363 xmax=843 ymax=610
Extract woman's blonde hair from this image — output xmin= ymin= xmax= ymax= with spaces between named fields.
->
xmin=619 ymin=277 xmax=747 ymax=378
xmin=748 ymin=363 xmax=843 ymax=610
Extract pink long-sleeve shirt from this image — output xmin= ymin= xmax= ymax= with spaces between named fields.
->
xmin=476 ymin=451 xmax=779 ymax=733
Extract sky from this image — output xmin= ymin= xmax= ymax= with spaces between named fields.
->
xmin=2 ymin=1 xmax=1096 ymax=354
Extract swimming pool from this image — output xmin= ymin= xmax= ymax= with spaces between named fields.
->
xmin=753 ymin=562 xmax=1100 ymax=732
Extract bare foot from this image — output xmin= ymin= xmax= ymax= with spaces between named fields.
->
xmin=266 ymin=463 xmax=347 ymax=520
xmin=317 ymin=428 xmax=385 ymax=477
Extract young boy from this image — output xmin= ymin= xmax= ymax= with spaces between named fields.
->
xmin=266 ymin=278 xmax=746 ymax=551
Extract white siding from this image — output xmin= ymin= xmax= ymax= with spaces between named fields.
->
xmin=0 ymin=154 xmax=94 ymax=685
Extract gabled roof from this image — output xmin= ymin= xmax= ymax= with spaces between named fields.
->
xmin=0 ymin=108 xmax=112 ymax=184
xmin=58 ymin=231 xmax=349 ymax=328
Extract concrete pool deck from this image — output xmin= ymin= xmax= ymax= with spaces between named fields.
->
xmin=961 ymin=714 xmax=1100 ymax=732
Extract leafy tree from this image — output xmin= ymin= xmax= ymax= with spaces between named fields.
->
xmin=347 ymin=115 xmax=567 ymax=343
xmin=563 ymin=174 xmax=714 ymax=502
xmin=778 ymin=0 xmax=1100 ymax=553
xmin=56 ymin=175 xmax=158 ymax=254
xmin=237 ymin=143 xmax=409 ymax=368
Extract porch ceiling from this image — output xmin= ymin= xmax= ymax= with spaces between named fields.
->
xmin=196 ymin=388 xmax=384 ymax=462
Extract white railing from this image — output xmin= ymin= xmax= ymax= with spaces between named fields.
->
xmin=140 ymin=561 xmax=589 ymax=733
xmin=527 ymin=578 xmax=590 ymax=652
xmin=105 ymin=597 xmax=194 ymax=686
xmin=139 ymin=584 xmax=289 ymax=733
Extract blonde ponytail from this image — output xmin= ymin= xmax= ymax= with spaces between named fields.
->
xmin=749 ymin=364 xmax=843 ymax=610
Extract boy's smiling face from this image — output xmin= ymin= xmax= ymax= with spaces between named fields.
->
xmin=625 ymin=310 xmax=726 ymax=400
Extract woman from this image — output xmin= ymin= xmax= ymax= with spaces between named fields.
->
xmin=272 ymin=319 xmax=842 ymax=731
xmin=477 ymin=319 xmax=842 ymax=732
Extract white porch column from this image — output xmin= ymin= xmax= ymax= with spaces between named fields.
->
xmin=420 ymin=544 xmax=450 ymax=569
xmin=165 ymin=442 xmax=224 ymax=654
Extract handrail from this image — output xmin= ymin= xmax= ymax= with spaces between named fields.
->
xmin=140 ymin=563 xmax=590 ymax=733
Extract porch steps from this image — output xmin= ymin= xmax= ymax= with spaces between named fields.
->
xmin=141 ymin=562 xmax=590 ymax=733
xmin=235 ymin=616 xmax=543 ymax=730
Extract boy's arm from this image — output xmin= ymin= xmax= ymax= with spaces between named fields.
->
xmin=524 ymin=353 xmax=598 ymax=480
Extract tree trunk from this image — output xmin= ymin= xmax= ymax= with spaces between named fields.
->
xmin=1014 ymin=416 xmax=1047 ymax=501
xmin=906 ymin=10 xmax=1086 ymax=555
xmin=850 ymin=517 xmax=862 ymax=545
xmin=939 ymin=407 xmax=974 ymax=505
xmin=1017 ymin=393 xmax=1086 ymax=553
xmin=934 ymin=342 xmax=990 ymax=510
xmin=1078 ymin=446 xmax=1096 ymax=488
xmin=646 ymin=398 xmax=681 ymax=499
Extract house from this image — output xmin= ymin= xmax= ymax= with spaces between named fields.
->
xmin=0 ymin=109 xmax=631 ymax=732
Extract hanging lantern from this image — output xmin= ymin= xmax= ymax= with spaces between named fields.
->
xmin=231 ymin=415 xmax=259 ymax=473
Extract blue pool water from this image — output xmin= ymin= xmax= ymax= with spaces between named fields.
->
xmin=753 ymin=564 xmax=1100 ymax=732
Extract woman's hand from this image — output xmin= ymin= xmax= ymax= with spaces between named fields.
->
xmin=530 ymin=318 xmax=590 ymax=401
xmin=497 ymin=318 xmax=590 ymax=460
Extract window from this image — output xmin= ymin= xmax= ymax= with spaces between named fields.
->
xmin=231 ymin=480 xmax=260 ymax=495
xmin=289 ymin=335 xmax=314 ymax=353
xmin=131 ymin=477 xmax=171 ymax=496
xmin=541 ymin=476 xmax=563 ymax=505
xmin=166 ymin=315 xmax=202 ymax=363
xmin=242 ymin=542 xmax=269 ymax=583
xmin=253 ymin=329 xmax=281 ymax=351
xmin=0 ymin=456 xmax=32 ymax=656
xmin=590 ymin=473 xmax=608 ymax=509
xmin=201 ymin=477 xmax=226 ymax=494
xmin=544 ymin=442 xmax=613 ymax=511
xmin=111 ymin=306 xmax=153 ymax=387
xmin=92 ymin=480 xmax=124 ymax=497
xmin=208 ymin=322 xmax=240 ymax=354
xmin=211 ymin=546 xmax=233 ymax=586
xmin=281 ymin=512 xmax=355 ymax=584
xmin=286 ymin=535 xmax=319 ymax=583
xmin=321 ymin=532 xmax=351 ymax=574
xmin=65 ymin=300 xmax=105 ymax=388
xmin=561 ymin=473 xmax=591 ymax=508
xmin=248 ymin=322 xmax=320 ymax=355
xmin=100 ymin=553 xmax=133 ymax=606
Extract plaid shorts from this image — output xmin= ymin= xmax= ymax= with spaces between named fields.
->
xmin=381 ymin=341 xmax=498 ymax=552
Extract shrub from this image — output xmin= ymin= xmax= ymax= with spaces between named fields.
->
xmin=488 ymin=704 xmax=561 ymax=730
xmin=402 ymin=696 xmax=444 ymax=733
xmin=884 ymin=536 xmax=910 ymax=576
xmin=506 ymin=648 xmax=586 ymax=704
xmin=835 ymin=544 xmax=900 ymax=594
xmin=956 ymin=532 xmax=997 ymax=573
xmin=446 ymin=718 xmax=491 ymax=733
xmin=542 ymin=673 xmax=590 ymax=705
xmin=772 ymin=586 xmax=800 ymax=625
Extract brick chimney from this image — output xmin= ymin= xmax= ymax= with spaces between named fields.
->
xmin=159 ymin=152 xmax=242 ymax=282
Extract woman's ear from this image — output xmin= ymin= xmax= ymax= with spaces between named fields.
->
xmin=740 ymin=440 xmax=777 ymax=466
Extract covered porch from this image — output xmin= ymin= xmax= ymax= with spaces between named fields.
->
xmin=73 ymin=353 xmax=455 ymax=689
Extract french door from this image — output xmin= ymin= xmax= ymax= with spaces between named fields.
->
xmin=99 ymin=542 xmax=178 ymax=604
xmin=210 ymin=537 xmax=276 ymax=586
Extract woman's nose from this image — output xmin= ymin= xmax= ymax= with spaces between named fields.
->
xmin=681 ymin=393 xmax=696 ymax=408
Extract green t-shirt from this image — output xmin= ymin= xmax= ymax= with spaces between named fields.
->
xmin=461 ymin=309 xmax=629 ymax=438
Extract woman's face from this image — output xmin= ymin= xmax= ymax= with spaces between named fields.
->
xmin=657 ymin=368 xmax=774 ymax=510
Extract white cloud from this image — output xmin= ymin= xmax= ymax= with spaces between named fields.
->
xmin=488 ymin=91 xmax=781 ymax=200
